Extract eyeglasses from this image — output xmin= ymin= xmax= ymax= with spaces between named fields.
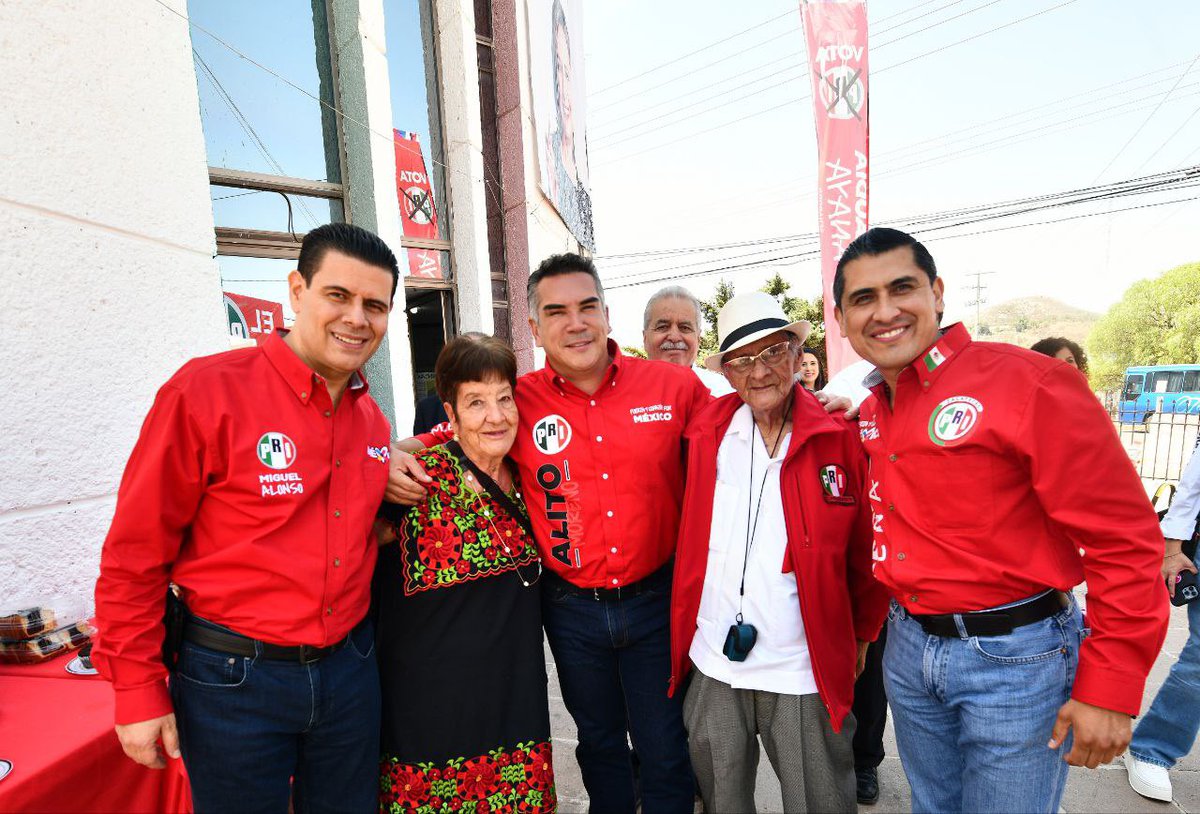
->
xmin=721 ymin=340 xmax=794 ymax=376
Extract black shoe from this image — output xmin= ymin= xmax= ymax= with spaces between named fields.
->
xmin=856 ymin=766 xmax=879 ymax=805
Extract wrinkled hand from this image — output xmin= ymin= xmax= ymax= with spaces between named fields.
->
xmin=385 ymin=449 xmax=432 ymax=505
xmin=855 ymin=640 xmax=870 ymax=679
xmin=815 ymin=391 xmax=857 ymax=419
xmin=1163 ymin=546 xmax=1197 ymax=599
xmin=1048 ymin=699 xmax=1130 ymax=768
xmin=116 ymin=713 xmax=180 ymax=769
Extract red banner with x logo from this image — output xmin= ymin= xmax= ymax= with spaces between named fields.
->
xmin=801 ymin=0 xmax=868 ymax=375
xmin=393 ymin=129 xmax=445 ymax=279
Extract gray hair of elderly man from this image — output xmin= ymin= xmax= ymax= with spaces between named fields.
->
xmin=642 ymin=285 xmax=703 ymax=331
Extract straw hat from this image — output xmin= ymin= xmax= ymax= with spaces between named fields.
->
xmin=703 ymin=291 xmax=812 ymax=371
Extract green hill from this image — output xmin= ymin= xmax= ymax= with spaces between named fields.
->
xmin=969 ymin=296 xmax=1101 ymax=349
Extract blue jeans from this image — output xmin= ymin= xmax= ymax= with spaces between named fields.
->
xmin=1130 ymin=598 xmax=1200 ymax=768
xmin=883 ymin=595 xmax=1084 ymax=814
xmin=170 ymin=617 xmax=381 ymax=814
xmin=542 ymin=568 xmax=693 ymax=814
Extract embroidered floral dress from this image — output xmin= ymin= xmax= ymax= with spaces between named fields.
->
xmin=376 ymin=444 xmax=555 ymax=814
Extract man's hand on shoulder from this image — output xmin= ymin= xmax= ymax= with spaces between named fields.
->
xmin=814 ymin=390 xmax=858 ymax=420
xmin=386 ymin=444 xmax=433 ymax=505
xmin=116 ymin=713 xmax=180 ymax=769
xmin=1048 ymin=699 xmax=1131 ymax=768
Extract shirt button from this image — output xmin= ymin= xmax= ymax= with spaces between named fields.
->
xmin=333 ymin=510 xmax=341 ymax=518
xmin=610 ymin=547 xmax=617 ymax=554
xmin=324 ymin=410 xmax=331 ymax=417
xmin=301 ymin=391 xmax=308 ymax=399
xmin=334 ymin=558 xmax=341 ymax=567
xmin=335 ymin=459 xmax=341 ymax=467
xmin=897 ymin=552 xmax=906 ymax=561
xmin=607 ymin=510 xmax=614 ymax=517
xmin=596 ymin=435 xmax=603 ymax=443
xmin=612 ymin=578 xmax=619 ymax=585
xmin=909 ymin=595 xmax=918 ymax=603
xmin=888 ymin=503 xmax=895 ymax=512
xmin=326 ymin=606 xmax=333 ymax=615
xmin=602 ymin=473 xmax=609 ymax=480
xmin=889 ymin=454 xmax=898 ymax=462
xmin=922 ymin=381 xmax=930 ymax=388
xmin=590 ymin=400 xmax=596 ymax=406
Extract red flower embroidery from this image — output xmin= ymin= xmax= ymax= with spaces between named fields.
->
xmin=392 ymin=766 xmax=429 ymax=807
xmin=419 ymin=519 xmax=462 ymax=570
xmin=458 ymin=755 xmax=499 ymax=800
xmin=456 ymin=559 xmax=471 ymax=575
xmin=421 ymin=570 xmax=436 ymax=585
xmin=526 ymin=743 xmax=554 ymax=791
xmin=484 ymin=546 xmax=499 ymax=562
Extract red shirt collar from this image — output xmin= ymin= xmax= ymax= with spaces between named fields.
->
xmin=865 ymin=322 xmax=972 ymax=398
xmin=261 ymin=331 xmax=369 ymax=405
xmin=541 ymin=338 xmax=623 ymax=397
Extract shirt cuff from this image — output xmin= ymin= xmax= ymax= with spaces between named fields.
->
xmin=113 ymin=680 xmax=174 ymax=726
xmin=1160 ymin=514 xmax=1196 ymax=542
xmin=1070 ymin=660 xmax=1146 ymax=717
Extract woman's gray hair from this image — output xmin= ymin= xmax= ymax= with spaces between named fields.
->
xmin=643 ymin=286 xmax=703 ymax=331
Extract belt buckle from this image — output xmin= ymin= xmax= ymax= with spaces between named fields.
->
xmin=298 ymin=644 xmax=323 ymax=665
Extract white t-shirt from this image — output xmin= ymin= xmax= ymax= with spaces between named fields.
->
xmin=689 ymin=403 xmax=818 ymax=695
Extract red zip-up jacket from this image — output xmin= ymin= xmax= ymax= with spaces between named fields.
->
xmin=668 ymin=385 xmax=889 ymax=731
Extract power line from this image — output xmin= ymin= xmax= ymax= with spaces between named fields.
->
xmin=594 ymin=0 xmax=1084 ymax=165
xmin=874 ymin=0 xmax=1005 ymax=49
xmin=1094 ymin=52 xmax=1200 ymax=182
xmin=589 ymin=10 xmax=795 ymax=96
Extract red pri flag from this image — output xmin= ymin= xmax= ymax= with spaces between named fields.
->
xmin=393 ymin=129 xmax=444 ymax=279
xmin=801 ymin=0 xmax=868 ymax=375
xmin=224 ymin=292 xmax=283 ymax=346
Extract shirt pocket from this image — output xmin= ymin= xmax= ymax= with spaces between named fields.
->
xmin=908 ymin=451 xmax=993 ymax=534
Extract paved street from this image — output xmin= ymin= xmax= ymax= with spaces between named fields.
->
xmin=547 ymin=597 xmax=1196 ymax=813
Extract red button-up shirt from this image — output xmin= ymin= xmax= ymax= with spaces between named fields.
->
xmin=423 ymin=342 xmax=713 ymax=588
xmin=94 ymin=333 xmax=392 ymax=724
xmin=859 ymin=323 xmax=1168 ymax=715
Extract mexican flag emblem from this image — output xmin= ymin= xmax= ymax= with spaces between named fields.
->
xmin=923 ymin=345 xmax=948 ymax=372
xmin=820 ymin=464 xmax=847 ymax=497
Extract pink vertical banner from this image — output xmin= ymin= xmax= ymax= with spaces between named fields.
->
xmin=801 ymin=0 xmax=868 ymax=375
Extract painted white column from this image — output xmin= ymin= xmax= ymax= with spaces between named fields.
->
xmin=435 ymin=0 xmax=493 ymax=335
xmin=332 ymin=0 xmax=417 ymax=434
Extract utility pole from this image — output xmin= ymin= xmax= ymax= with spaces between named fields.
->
xmin=962 ymin=271 xmax=995 ymax=335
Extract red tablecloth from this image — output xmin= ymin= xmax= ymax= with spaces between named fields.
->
xmin=0 ymin=669 xmax=190 ymax=813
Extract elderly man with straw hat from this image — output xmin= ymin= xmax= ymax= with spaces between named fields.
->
xmin=668 ymin=291 xmax=889 ymax=813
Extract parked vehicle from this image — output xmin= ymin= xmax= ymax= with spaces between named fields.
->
xmin=1119 ymin=364 xmax=1200 ymax=422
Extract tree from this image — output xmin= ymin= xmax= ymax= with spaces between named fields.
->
xmin=698 ymin=279 xmax=737 ymax=357
xmin=621 ymin=345 xmax=647 ymax=359
xmin=697 ymin=274 xmax=827 ymax=358
xmin=760 ymin=272 xmax=826 ymax=348
xmin=1088 ymin=261 xmax=1200 ymax=391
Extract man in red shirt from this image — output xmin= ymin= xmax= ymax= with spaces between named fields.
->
xmin=93 ymin=223 xmax=397 ymax=813
xmin=833 ymin=227 xmax=1169 ymax=812
xmin=389 ymin=254 xmax=711 ymax=813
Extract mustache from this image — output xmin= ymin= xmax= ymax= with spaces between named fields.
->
xmin=658 ymin=340 xmax=690 ymax=352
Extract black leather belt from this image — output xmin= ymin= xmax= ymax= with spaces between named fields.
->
xmin=183 ymin=618 xmax=356 ymax=665
xmin=549 ymin=561 xmax=672 ymax=602
xmin=912 ymin=590 xmax=1068 ymax=638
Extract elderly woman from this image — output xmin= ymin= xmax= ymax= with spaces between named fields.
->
xmin=667 ymin=292 xmax=888 ymax=814
xmin=375 ymin=335 xmax=555 ymax=813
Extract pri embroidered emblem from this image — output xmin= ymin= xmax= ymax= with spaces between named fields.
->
xmin=927 ymin=396 xmax=983 ymax=447
xmin=367 ymin=445 xmax=391 ymax=464
xmin=820 ymin=464 xmax=848 ymax=497
xmin=257 ymin=432 xmax=297 ymax=470
xmin=532 ymin=415 xmax=572 ymax=454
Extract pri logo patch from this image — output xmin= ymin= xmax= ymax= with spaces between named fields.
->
xmin=367 ymin=445 xmax=391 ymax=464
xmin=927 ymin=396 xmax=983 ymax=447
xmin=257 ymin=432 xmax=297 ymax=470
xmin=820 ymin=464 xmax=848 ymax=497
xmin=532 ymin=415 xmax=572 ymax=455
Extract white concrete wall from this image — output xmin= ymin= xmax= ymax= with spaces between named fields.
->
xmin=435 ymin=0 xmax=495 ymax=336
xmin=0 ymin=0 xmax=225 ymax=613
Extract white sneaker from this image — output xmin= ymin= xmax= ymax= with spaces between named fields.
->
xmin=1126 ymin=756 xmax=1173 ymax=802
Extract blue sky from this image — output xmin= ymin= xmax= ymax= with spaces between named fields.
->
xmin=581 ymin=0 xmax=1200 ymax=346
